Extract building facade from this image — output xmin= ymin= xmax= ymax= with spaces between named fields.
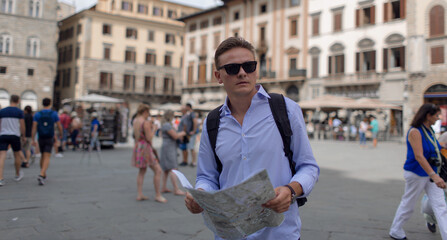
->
xmin=180 ymin=0 xmax=307 ymax=109
xmin=54 ymin=0 xmax=199 ymax=111
xmin=406 ymin=0 xmax=447 ymax=133
xmin=0 ymin=0 xmax=58 ymax=110
xmin=57 ymin=1 xmax=75 ymax=21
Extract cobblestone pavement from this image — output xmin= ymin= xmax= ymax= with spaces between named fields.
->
xmin=0 ymin=138 xmax=442 ymax=240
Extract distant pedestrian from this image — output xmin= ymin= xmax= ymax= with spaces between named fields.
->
xmin=369 ymin=115 xmax=379 ymax=148
xmin=389 ymin=103 xmax=447 ymax=240
xmin=21 ymin=105 xmax=33 ymax=168
xmin=0 ymin=95 xmax=25 ymax=186
xmin=359 ymin=117 xmax=369 ymax=147
xmin=89 ymin=112 xmax=101 ymax=153
xmin=70 ymin=111 xmax=82 ymax=151
xmin=132 ymin=104 xmax=166 ymax=203
xmin=59 ymin=109 xmax=71 ymax=151
xmin=32 ymin=98 xmax=63 ymax=186
xmin=159 ymin=110 xmax=186 ymax=196
xmin=178 ymin=103 xmax=198 ymax=167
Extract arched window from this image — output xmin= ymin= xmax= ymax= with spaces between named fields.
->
xmin=286 ymin=85 xmax=299 ymax=102
xmin=21 ymin=90 xmax=37 ymax=110
xmin=430 ymin=5 xmax=445 ymax=37
xmin=26 ymin=37 xmax=39 ymax=57
xmin=328 ymin=43 xmax=345 ymax=75
xmin=1 ymin=0 xmax=14 ymax=13
xmin=0 ymin=89 xmax=10 ymax=108
xmin=0 ymin=34 xmax=12 ymax=54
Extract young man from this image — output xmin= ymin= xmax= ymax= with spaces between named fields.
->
xmin=59 ymin=109 xmax=71 ymax=152
xmin=369 ymin=115 xmax=379 ymax=148
xmin=0 ymin=95 xmax=25 ymax=186
xmin=184 ymin=37 xmax=320 ymax=239
xmin=178 ymin=103 xmax=198 ymax=167
xmin=32 ymin=98 xmax=63 ymax=185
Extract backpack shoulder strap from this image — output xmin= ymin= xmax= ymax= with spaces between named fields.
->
xmin=268 ymin=93 xmax=295 ymax=175
xmin=206 ymin=105 xmax=223 ymax=175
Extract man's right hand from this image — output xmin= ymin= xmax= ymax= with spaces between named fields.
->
xmin=185 ymin=192 xmax=203 ymax=214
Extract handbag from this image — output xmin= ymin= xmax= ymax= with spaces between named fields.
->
xmin=439 ymin=149 xmax=447 ymax=182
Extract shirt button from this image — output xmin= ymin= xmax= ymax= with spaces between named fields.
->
xmin=242 ymin=133 xmax=245 ymax=137
xmin=243 ymin=156 xmax=247 ymax=160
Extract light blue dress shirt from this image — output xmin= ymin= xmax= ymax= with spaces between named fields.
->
xmin=196 ymin=85 xmax=320 ymax=240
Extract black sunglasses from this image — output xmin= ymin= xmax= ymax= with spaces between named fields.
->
xmin=217 ymin=61 xmax=257 ymax=75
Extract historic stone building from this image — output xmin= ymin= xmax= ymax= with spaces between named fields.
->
xmin=54 ymin=0 xmax=200 ymax=111
xmin=180 ymin=0 xmax=307 ymax=110
xmin=405 ymin=0 xmax=447 ymax=133
xmin=0 ymin=0 xmax=58 ymax=110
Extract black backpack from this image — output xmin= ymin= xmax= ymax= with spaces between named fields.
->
xmin=206 ymin=93 xmax=307 ymax=207
xmin=37 ymin=110 xmax=55 ymax=138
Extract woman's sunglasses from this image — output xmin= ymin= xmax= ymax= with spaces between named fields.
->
xmin=217 ymin=61 xmax=257 ymax=75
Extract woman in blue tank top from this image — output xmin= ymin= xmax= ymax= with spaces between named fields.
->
xmin=389 ymin=103 xmax=447 ymax=240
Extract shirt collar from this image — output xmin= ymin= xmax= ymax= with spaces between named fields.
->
xmin=220 ymin=84 xmax=269 ymax=117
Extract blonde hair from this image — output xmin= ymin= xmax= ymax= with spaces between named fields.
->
xmin=163 ymin=110 xmax=174 ymax=124
xmin=137 ymin=104 xmax=150 ymax=116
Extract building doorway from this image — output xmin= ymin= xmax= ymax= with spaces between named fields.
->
xmin=424 ymin=84 xmax=447 ymax=131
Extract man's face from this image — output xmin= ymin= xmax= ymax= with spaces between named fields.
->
xmin=214 ymin=47 xmax=258 ymax=98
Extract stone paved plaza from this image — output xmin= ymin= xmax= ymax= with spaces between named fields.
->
xmin=0 ymin=138 xmax=442 ymax=240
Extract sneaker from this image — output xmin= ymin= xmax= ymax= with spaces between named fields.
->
xmin=179 ymin=162 xmax=188 ymax=167
xmin=427 ymin=222 xmax=436 ymax=233
xmin=190 ymin=163 xmax=197 ymax=167
xmin=21 ymin=162 xmax=29 ymax=168
xmin=0 ymin=179 xmax=4 ymax=186
xmin=14 ymin=170 xmax=24 ymax=182
xmin=37 ymin=175 xmax=45 ymax=186
xmin=35 ymin=153 xmax=41 ymax=158
xmin=55 ymin=153 xmax=64 ymax=158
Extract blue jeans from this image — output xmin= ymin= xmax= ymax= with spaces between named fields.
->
xmin=359 ymin=132 xmax=366 ymax=145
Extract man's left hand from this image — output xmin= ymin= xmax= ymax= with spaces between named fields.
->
xmin=262 ymin=186 xmax=292 ymax=213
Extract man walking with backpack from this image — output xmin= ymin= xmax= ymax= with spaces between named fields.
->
xmin=0 ymin=95 xmax=25 ymax=186
xmin=32 ymin=98 xmax=63 ymax=185
xmin=184 ymin=37 xmax=320 ymax=239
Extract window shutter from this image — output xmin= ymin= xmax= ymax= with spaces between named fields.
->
xmin=400 ymin=46 xmax=405 ymax=70
xmin=371 ymin=50 xmax=376 ymax=70
xmin=370 ymin=6 xmax=376 ymax=25
xmin=355 ymin=52 xmax=360 ymax=72
xmin=400 ymin=0 xmax=406 ymax=19
xmin=340 ymin=55 xmax=345 ymax=73
xmin=356 ymin=9 xmax=360 ymax=27
xmin=383 ymin=48 xmax=388 ymax=72
xmin=384 ymin=3 xmax=389 ymax=22
xmin=328 ymin=56 xmax=332 ymax=75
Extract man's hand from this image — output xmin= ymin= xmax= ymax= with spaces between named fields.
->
xmin=432 ymin=174 xmax=446 ymax=189
xmin=262 ymin=186 xmax=292 ymax=213
xmin=185 ymin=192 xmax=203 ymax=214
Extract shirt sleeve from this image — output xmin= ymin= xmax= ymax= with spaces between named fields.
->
xmin=53 ymin=111 xmax=60 ymax=122
xmin=195 ymin=117 xmax=221 ymax=192
xmin=18 ymin=110 xmax=24 ymax=119
xmin=287 ymin=99 xmax=320 ymax=197
xmin=33 ymin=112 xmax=40 ymax=122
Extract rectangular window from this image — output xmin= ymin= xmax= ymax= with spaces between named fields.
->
xmin=187 ymin=64 xmax=193 ymax=85
xmin=100 ymin=72 xmax=113 ymax=89
xmin=122 ymin=1 xmax=132 ymax=11
xmin=163 ymin=76 xmax=174 ymax=93
xmin=168 ymin=9 xmax=177 ymax=19
xmin=147 ymin=30 xmax=154 ymax=41
xmin=145 ymin=52 xmax=156 ymax=65
xmin=144 ymin=76 xmax=154 ymax=92
xmin=385 ymin=0 xmax=405 ymax=22
xmin=431 ymin=46 xmax=445 ymax=64
xmin=55 ymin=71 xmax=60 ymax=86
xmin=260 ymin=26 xmax=266 ymax=41
xmin=328 ymin=54 xmax=345 ymax=74
xmin=333 ymin=12 xmax=342 ymax=32
xmin=164 ymin=54 xmax=172 ymax=66
xmin=125 ymin=49 xmax=136 ymax=63
xmin=356 ymin=51 xmax=376 ymax=72
xmin=290 ymin=18 xmax=298 ymax=37
xmin=311 ymin=56 xmax=319 ymax=78
xmin=165 ymin=33 xmax=175 ymax=45
xmin=312 ymin=16 xmax=320 ymax=36
xmin=234 ymin=11 xmax=240 ymax=21
xmin=104 ymin=45 xmax=111 ymax=60
xmin=389 ymin=47 xmax=405 ymax=69
xmin=356 ymin=6 xmax=375 ymax=27
xmin=27 ymin=68 xmax=34 ymax=76
xmin=123 ymin=74 xmax=135 ymax=91
xmin=189 ymin=23 xmax=197 ymax=32
xmin=75 ymin=45 xmax=80 ymax=59
xmin=290 ymin=0 xmax=300 ymax=7
xmin=200 ymin=20 xmax=209 ymax=29
xmin=126 ymin=28 xmax=137 ymax=39
xmin=103 ymin=24 xmax=111 ymax=35
xmin=63 ymin=68 xmax=71 ymax=87
xmin=198 ymin=63 xmax=206 ymax=84
xmin=138 ymin=4 xmax=148 ymax=14
xmin=201 ymin=35 xmax=207 ymax=55
xmin=77 ymin=24 xmax=82 ymax=35
xmin=260 ymin=4 xmax=267 ymax=14
xmin=213 ymin=17 xmax=222 ymax=26
xmin=290 ymin=58 xmax=297 ymax=70
xmin=214 ymin=32 xmax=220 ymax=49
xmin=0 ymin=66 xmax=6 ymax=74
xmin=153 ymin=7 xmax=163 ymax=16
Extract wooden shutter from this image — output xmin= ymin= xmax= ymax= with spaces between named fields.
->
xmin=383 ymin=48 xmax=388 ymax=72
xmin=328 ymin=56 xmax=332 ymax=75
xmin=431 ymin=46 xmax=445 ymax=64
xmin=384 ymin=3 xmax=389 ymax=22
xmin=334 ymin=13 xmax=342 ymax=32
xmin=400 ymin=46 xmax=405 ymax=70
xmin=355 ymin=52 xmax=360 ymax=72
xmin=400 ymin=0 xmax=406 ymax=19
xmin=340 ymin=55 xmax=345 ymax=73
xmin=356 ymin=9 xmax=360 ymax=27
xmin=187 ymin=65 xmax=193 ymax=85
xmin=370 ymin=6 xmax=376 ymax=25
xmin=199 ymin=64 xmax=206 ymax=84
xmin=371 ymin=50 xmax=376 ymax=71
xmin=312 ymin=56 xmax=318 ymax=78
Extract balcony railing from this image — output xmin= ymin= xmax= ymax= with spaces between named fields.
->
xmin=324 ymin=72 xmax=382 ymax=86
xmin=260 ymin=70 xmax=276 ymax=78
xmin=289 ymin=69 xmax=306 ymax=78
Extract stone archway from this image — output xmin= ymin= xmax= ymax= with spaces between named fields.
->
xmin=0 ymin=89 xmax=9 ymax=108
xmin=424 ymin=83 xmax=447 ymax=130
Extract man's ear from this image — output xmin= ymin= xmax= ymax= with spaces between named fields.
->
xmin=214 ymin=70 xmax=223 ymax=84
